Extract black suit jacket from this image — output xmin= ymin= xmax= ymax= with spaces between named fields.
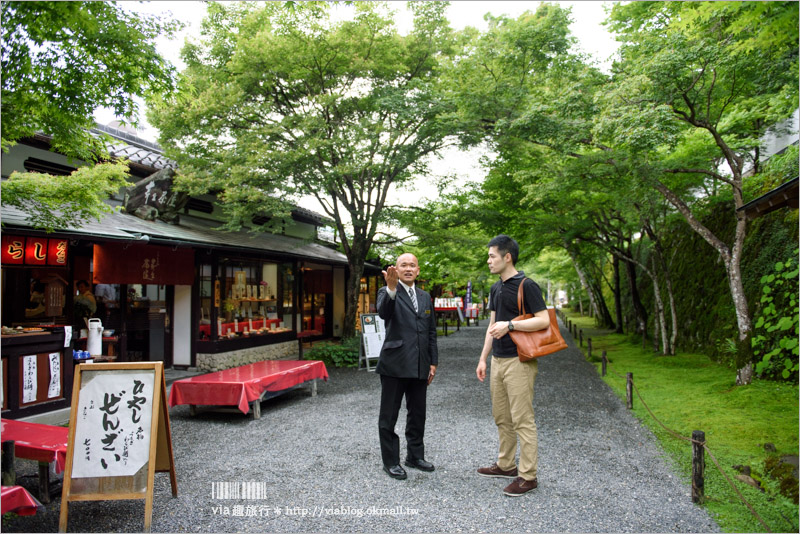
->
xmin=375 ymin=284 xmax=438 ymax=380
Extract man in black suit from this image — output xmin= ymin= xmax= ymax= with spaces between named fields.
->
xmin=376 ymin=253 xmax=438 ymax=480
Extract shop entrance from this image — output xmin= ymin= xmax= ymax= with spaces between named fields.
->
xmin=123 ymin=284 xmax=172 ymax=365
xmin=302 ymin=268 xmax=333 ymax=338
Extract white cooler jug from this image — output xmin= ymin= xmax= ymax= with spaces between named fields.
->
xmin=87 ymin=318 xmax=103 ymax=357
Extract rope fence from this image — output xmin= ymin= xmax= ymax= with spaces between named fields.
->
xmin=555 ymin=310 xmax=779 ymax=533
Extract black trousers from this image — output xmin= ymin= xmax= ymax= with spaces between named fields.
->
xmin=378 ymin=375 xmax=428 ymax=467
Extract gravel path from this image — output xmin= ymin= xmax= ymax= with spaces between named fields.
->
xmin=5 ymin=320 xmax=719 ymax=533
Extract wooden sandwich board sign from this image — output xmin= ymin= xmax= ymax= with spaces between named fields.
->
xmin=59 ymin=362 xmax=177 ymax=533
xmin=358 ymin=313 xmax=385 ymax=371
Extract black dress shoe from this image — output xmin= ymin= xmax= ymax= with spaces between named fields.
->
xmin=404 ymin=458 xmax=435 ymax=472
xmin=383 ymin=465 xmax=407 ymax=480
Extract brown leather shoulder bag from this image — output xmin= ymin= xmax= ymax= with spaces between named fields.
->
xmin=508 ymin=279 xmax=568 ymax=361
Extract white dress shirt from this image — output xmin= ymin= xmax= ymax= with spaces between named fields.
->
xmin=386 ymin=280 xmax=415 ymax=300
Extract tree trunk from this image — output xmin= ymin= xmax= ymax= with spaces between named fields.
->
xmin=613 ymin=254 xmax=624 ymax=334
xmin=728 ymin=234 xmax=753 ymax=385
xmin=641 ymin=218 xmax=677 ymax=354
xmin=652 ymin=297 xmax=660 ymax=352
xmin=341 ymin=239 xmax=370 ymax=339
xmin=649 ymin=259 xmax=669 ymax=355
xmin=589 ymin=278 xmax=615 ymax=329
xmin=568 ymin=250 xmax=601 ymax=320
xmin=624 ymin=259 xmax=648 ymax=336
xmin=653 ymin=179 xmax=752 ymax=382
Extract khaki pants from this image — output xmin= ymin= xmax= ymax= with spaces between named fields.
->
xmin=490 ymin=356 xmax=539 ymax=480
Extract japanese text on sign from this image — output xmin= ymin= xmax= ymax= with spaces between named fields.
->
xmin=22 ymin=355 xmax=37 ymax=403
xmin=360 ymin=314 xmax=385 ymax=360
xmin=48 ymin=352 xmax=61 ymax=398
xmin=71 ymin=371 xmax=154 ymax=478
xmin=1 ymin=235 xmax=69 ymax=266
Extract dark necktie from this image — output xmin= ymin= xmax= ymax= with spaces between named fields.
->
xmin=407 ymin=287 xmax=418 ymax=312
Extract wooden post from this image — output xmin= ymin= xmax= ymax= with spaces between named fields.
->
xmin=587 ymin=338 xmax=592 ymax=359
xmin=626 ymin=372 xmax=633 ymax=409
xmin=1 ymin=440 xmax=15 ymax=486
xmin=692 ymin=430 xmax=705 ymax=504
xmin=38 ymin=462 xmax=52 ymax=504
xmin=579 ymin=330 xmax=583 ymax=348
xmin=601 ymin=351 xmax=607 ymax=377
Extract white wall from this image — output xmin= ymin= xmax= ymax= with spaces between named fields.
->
xmin=173 ymin=285 xmax=192 ymax=366
xmin=1 ymin=143 xmax=88 ymax=178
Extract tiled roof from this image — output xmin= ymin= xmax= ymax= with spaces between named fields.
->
xmin=91 ymin=123 xmax=177 ymax=171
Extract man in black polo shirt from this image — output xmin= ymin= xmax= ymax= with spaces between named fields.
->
xmin=476 ymin=235 xmax=550 ymax=497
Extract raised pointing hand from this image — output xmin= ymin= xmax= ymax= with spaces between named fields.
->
xmin=382 ymin=265 xmax=399 ymax=291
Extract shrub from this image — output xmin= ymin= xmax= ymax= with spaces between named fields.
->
xmin=752 ymin=249 xmax=799 ymax=381
xmin=303 ymin=336 xmax=361 ymax=368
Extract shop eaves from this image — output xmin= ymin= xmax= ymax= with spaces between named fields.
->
xmin=0 ymin=205 xmax=349 ymax=265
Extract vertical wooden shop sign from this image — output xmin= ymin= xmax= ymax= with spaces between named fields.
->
xmin=59 ymin=362 xmax=177 ymax=533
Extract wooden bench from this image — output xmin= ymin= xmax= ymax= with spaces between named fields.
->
xmin=168 ymin=359 xmax=328 ymax=419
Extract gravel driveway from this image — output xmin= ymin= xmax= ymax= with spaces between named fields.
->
xmin=4 ymin=320 xmax=719 ymax=533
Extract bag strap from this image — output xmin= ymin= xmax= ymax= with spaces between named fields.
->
xmin=516 ymin=278 xmax=527 ymax=316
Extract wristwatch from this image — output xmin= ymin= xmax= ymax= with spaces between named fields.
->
xmin=507 ymin=321 xmax=514 ymax=331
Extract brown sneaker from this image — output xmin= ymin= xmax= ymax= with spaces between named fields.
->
xmin=477 ymin=463 xmax=518 ymax=479
xmin=503 ymin=476 xmax=538 ymax=497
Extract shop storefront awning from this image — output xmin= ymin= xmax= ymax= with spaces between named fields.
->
xmin=94 ymin=243 xmax=195 ymax=284
xmin=1 ymin=205 xmax=349 ymax=265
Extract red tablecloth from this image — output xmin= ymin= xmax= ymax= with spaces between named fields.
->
xmin=168 ymin=360 xmax=329 ymax=414
xmin=1 ymin=485 xmax=42 ymax=516
xmin=0 ymin=419 xmax=68 ymax=473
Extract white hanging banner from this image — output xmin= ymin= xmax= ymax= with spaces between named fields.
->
xmin=22 ymin=355 xmax=37 ymax=403
xmin=48 ymin=352 xmax=61 ymax=398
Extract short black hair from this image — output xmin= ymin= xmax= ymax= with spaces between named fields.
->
xmin=488 ymin=235 xmax=519 ymax=265
xmin=76 ymin=280 xmax=90 ymax=288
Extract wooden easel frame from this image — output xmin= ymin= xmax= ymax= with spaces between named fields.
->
xmin=59 ymin=362 xmax=177 ymax=533
xmin=358 ymin=313 xmax=383 ymax=372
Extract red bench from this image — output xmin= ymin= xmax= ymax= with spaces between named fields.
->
xmin=1 ymin=419 xmax=68 ymax=504
xmin=1 ymin=485 xmax=43 ymax=516
xmin=168 ymin=359 xmax=329 ymax=419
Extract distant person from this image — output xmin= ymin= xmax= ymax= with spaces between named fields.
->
xmin=75 ymin=280 xmax=97 ymax=316
xmin=476 ymin=235 xmax=550 ymax=497
xmin=376 ymin=253 xmax=438 ymax=480
xmin=25 ymin=280 xmax=46 ymax=318
xmin=94 ymin=283 xmax=117 ymax=307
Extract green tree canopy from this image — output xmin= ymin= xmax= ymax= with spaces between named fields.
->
xmin=149 ymin=1 xmax=462 ymax=336
xmin=597 ymin=0 xmax=799 ymax=383
xmin=1 ymin=1 xmax=181 ymax=161
xmin=1 ymin=1 xmax=181 ymax=232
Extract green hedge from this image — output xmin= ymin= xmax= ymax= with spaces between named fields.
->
xmin=303 ymin=336 xmax=361 ymax=368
